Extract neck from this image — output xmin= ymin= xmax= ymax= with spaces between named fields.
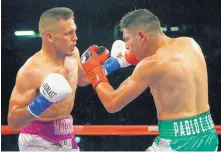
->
xmin=41 ymin=42 xmax=65 ymax=64
xmin=156 ymin=33 xmax=170 ymax=49
xmin=140 ymin=33 xmax=170 ymax=60
xmin=148 ymin=33 xmax=170 ymax=54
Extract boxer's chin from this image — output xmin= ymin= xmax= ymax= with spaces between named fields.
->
xmin=66 ymin=51 xmax=73 ymax=57
xmin=66 ymin=47 xmax=75 ymax=56
xmin=71 ymin=46 xmax=76 ymax=51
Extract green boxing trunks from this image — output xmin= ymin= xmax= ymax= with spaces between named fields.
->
xmin=146 ymin=111 xmax=218 ymax=151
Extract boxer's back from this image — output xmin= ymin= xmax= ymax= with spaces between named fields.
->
xmin=149 ymin=37 xmax=209 ymax=120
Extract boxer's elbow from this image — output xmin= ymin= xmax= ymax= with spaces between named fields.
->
xmin=77 ymin=79 xmax=85 ymax=87
xmin=7 ymin=108 xmax=33 ymax=130
xmin=8 ymin=122 xmax=20 ymax=131
xmin=77 ymin=82 xmax=88 ymax=87
xmin=8 ymin=114 xmax=20 ymax=130
xmin=104 ymin=105 xmax=119 ymax=113
xmin=97 ymin=85 xmax=124 ymax=113
xmin=77 ymin=77 xmax=90 ymax=87
xmin=103 ymin=99 xmax=122 ymax=113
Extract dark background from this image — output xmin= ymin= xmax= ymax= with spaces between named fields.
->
xmin=1 ymin=0 xmax=221 ymax=150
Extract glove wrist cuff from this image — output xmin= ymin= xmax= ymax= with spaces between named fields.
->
xmin=28 ymin=94 xmax=53 ymax=117
xmin=87 ymin=65 xmax=109 ymax=90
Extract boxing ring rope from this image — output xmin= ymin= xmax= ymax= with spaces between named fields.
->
xmin=2 ymin=125 xmax=221 ymax=135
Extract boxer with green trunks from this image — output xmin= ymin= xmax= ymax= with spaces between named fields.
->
xmin=80 ymin=9 xmax=219 ymax=151
xmin=149 ymin=111 xmax=218 ymax=151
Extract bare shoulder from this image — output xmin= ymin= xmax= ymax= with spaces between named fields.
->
xmin=16 ymin=52 xmax=43 ymax=88
xmin=175 ymin=36 xmax=193 ymax=43
xmin=175 ymin=37 xmax=201 ymax=48
xmin=178 ymin=36 xmax=193 ymax=41
xmin=19 ymin=52 xmax=42 ymax=75
xmin=171 ymin=37 xmax=204 ymax=57
xmin=134 ymin=55 xmax=164 ymax=80
xmin=137 ymin=55 xmax=161 ymax=69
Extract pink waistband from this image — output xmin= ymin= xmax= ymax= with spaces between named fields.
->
xmin=21 ymin=116 xmax=78 ymax=149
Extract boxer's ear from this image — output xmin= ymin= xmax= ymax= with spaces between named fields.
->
xmin=138 ymin=31 xmax=147 ymax=42
xmin=45 ymin=32 xmax=54 ymax=43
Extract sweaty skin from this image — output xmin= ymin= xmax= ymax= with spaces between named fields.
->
xmin=96 ymin=37 xmax=209 ymax=120
xmin=8 ymin=18 xmax=89 ymax=130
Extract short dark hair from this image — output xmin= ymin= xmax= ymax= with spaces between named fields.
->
xmin=39 ymin=7 xmax=74 ymax=34
xmin=119 ymin=9 xmax=161 ymax=34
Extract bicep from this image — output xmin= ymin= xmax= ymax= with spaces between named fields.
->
xmin=114 ymin=59 xmax=153 ymax=104
xmin=9 ymin=75 xmax=37 ymax=113
xmin=113 ymin=73 xmax=149 ymax=107
xmin=97 ymin=65 xmax=149 ymax=112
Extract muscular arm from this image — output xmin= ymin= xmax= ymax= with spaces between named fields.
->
xmin=96 ymin=59 xmax=157 ymax=113
xmin=8 ymin=67 xmax=37 ymax=130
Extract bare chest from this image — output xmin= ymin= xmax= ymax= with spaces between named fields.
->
xmin=39 ymin=58 xmax=79 ymax=91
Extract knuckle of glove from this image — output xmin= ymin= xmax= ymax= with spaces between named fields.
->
xmin=88 ymin=45 xmax=99 ymax=53
xmin=98 ymin=46 xmax=110 ymax=63
xmin=111 ymin=40 xmax=130 ymax=67
xmin=40 ymin=73 xmax=72 ymax=102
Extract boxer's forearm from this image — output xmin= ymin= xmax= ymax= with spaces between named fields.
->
xmin=8 ymin=106 xmax=36 ymax=130
xmin=96 ymin=76 xmax=142 ymax=113
xmin=96 ymin=82 xmax=128 ymax=113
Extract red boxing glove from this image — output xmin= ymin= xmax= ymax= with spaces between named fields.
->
xmin=81 ymin=45 xmax=110 ymax=89
xmin=125 ymin=50 xmax=139 ymax=65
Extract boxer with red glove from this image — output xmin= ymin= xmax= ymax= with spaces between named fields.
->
xmin=81 ymin=45 xmax=109 ymax=89
xmin=81 ymin=41 xmax=139 ymax=89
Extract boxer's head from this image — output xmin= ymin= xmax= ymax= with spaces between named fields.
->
xmin=39 ymin=7 xmax=77 ymax=57
xmin=119 ymin=9 xmax=162 ymax=59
